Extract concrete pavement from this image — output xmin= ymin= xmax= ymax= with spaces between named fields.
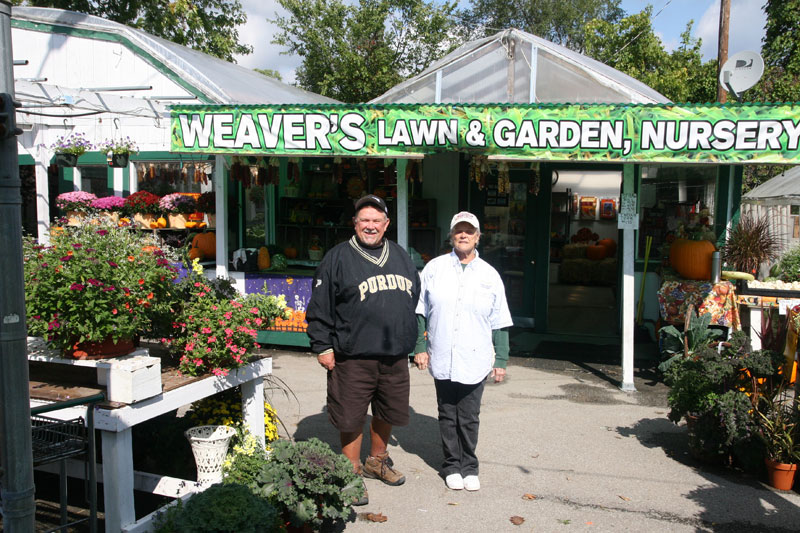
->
xmin=263 ymin=349 xmax=800 ymax=532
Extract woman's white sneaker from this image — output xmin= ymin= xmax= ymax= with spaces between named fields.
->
xmin=445 ymin=473 xmax=464 ymax=490
xmin=463 ymin=475 xmax=480 ymax=491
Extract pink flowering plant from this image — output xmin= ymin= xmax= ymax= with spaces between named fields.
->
xmin=56 ymin=191 xmax=98 ymax=212
xmin=166 ymin=280 xmax=290 ymax=377
xmin=159 ymin=193 xmax=197 ymax=215
xmin=50 ymin=132 xmax=93 ymax=156
xmin=23 ymin=222 xmax=179 ymax=353
xmin=91 ymin=195 xmax=127 ymax=212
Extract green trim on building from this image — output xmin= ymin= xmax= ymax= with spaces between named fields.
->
xmin=18 ymin=154 xmax=35 ymax=165
xmin=11 ymin=19 xmax=213 ymax=104
xmin=256 ymin=330 xmax=310 ymax=348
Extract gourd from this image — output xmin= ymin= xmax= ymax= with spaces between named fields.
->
xmin=157 ymin=216 xmax=167 ymax=228
xmin=586 ymin=245 xmax=607 ymax=260
xmin=188 ymin=247 xmax=204 ymax=261
xmin=191 ymin=232 xmax=216 ymax=259
xmin=271 ymin=253 xmax=288 ymax=271
xmin=669 ymin=238 xmax=715 ymax=280
xmin=258 ymin=246 xmax=271 ymax=270
xmin=597 ymin=238 xmax=617 ymax=257
xmin=141 ymin=245 xmax=160 ymax=254
xmin=184 ymin=221 xmax=198 ymax=229
xmin=284 ymin=246 xmax=298 ymax=259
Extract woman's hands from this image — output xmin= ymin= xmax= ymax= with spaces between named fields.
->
xmin=414 ymin=351 xmax=429 ymax=370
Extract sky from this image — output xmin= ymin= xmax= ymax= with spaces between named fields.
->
xmin=233 ymin=0 xmax=769 ymax=84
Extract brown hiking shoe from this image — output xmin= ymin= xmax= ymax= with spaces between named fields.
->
xmin=363 ymin=452 xmax=405 ymax=486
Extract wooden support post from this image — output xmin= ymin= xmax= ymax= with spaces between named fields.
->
xmin=101 ymin=428 xmax=136 ymax=532
xmin=621 ymin=164 xmax=636 ymax=392
xmin=241 ymin=377 xmax=265 ymax=445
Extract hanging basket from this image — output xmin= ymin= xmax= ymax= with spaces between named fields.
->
xmin=56 ymin=153 xmax=78 ymax=167
xmin=185 ymin=425 xmax=237 ymax=486
xmin=108 ymin=153 xmax=130 ymax=168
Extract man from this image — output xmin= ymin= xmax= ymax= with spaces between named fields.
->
xmin=306 ymin=194 xmax=420 ymax=506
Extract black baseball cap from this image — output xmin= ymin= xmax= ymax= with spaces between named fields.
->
xmin=354 ymin=194 xmax=388 ymax=215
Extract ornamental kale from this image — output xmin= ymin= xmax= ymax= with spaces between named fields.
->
xmin=55 ymin=191 xmax=97 ymax=212
xmin=252 ymin=438 xmax=363 ymax=529
xmin=50 ymin=132 xmax=93 ymax=156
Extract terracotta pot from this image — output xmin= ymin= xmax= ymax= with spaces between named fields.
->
xmin=765 ymin=458 xmax=798 ymax=490
xmin=168 ymin=213 xmax=187 ymax=229
xmin=67 ymin=336 xmax=135 ymax=360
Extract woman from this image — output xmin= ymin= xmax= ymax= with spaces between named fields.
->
xmin=413 ymin=211 xmax=513 ymax=491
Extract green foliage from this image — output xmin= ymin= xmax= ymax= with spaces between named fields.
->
xmin=154 ymin=483 xmax=281 ymax=533
xmin=583 ymin=7 xmax=716 ymax=103
xmin=458 ymin=0 xmax=623 ymax=52
xmin=23 ymin=222 xmax=178 ymax=352
xmin=778 ymin=244 xmax=800 ymax=282
xmin=189 ymin=386 xmax=280 ymax=443
xmin=753 ymin=0 xmax=800 ymax=103
xmin=658 ymin=310 xmax=724 ymax=372
xmin=272 ymin=0 xmax=459 ymax=102
xmin=254 ymin=68 xmax=283 ymax=81
xmin=721 ymin=215 xmax=781 ymax=276
xmin=754 ymin=385 xmax=800 ymax=464
xmin=223 ymin=430 xmax=271 ymax=486
xmin=19 ymin=0 xmax=252 ymax=62
xmin=252 ymin=438 xmax=363 ymax=528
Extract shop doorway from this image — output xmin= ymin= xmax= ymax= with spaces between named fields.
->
xmin=547 ymin=169 xmax=622 ymax=336
xmin=477 ymin=172 xmax=537 ymax=327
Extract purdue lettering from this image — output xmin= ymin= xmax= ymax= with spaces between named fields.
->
xmin=358 ymin=275 xmax=414 ymax=301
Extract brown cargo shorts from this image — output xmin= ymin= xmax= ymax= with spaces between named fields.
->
xmin=327 ymin=354 xmax=410 ymax=433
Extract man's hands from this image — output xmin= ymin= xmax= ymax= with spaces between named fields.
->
xmin=317 ymin=351 xmax=335 ymax=370
xmin=491 ymin=367 xmax=506 ymax=383
xmin=413 ymin=351 xmax=429 ymax=370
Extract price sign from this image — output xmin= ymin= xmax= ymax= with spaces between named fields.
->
xmin=618 ymin=211 xmax=639 ymax=229
xmin=620 ymin=193 xmax=637 ymax=214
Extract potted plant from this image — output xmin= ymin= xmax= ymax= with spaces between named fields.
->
xmin=197 ymin=191 xmax=216 ymax=227
xmin=55 ymin=191 xmax=98 ymax=226
xmin=50 ymin=132 xmax=93 ymax=167
xmin=98 ymin=136 xmax=139 ymax=168
xmin=754 ymin=385 xmax=800 ymax=490
xmin=123 ymin=190 xmax=162 ymax=228
xmin=153 ymin=483 xmax=281 ymax=533
xmin=159 ymin=193 xmax=197 ymax=229
xmin=251 ymin=438 xmax=364 ymax=531
xmin=23 ymin=223 xmax=178 ymax=358
xmin=720 ymin=214 xmax=780 ymax=279
xmin=90 ymin=195 xmax=126 ymax=225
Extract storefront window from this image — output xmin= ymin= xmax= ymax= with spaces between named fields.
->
xmin=80 ymin=165 xmax=111 ymax=196
xmin=135 ymin=161 xmax=214 ymax=196
xmin=638 ymin=165 xmax=717 ymax=259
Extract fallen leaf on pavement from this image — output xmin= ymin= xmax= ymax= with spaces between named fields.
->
xmin=510 ymin=516 xmax=525 ymax=525
xmin=362 ymin=512 xmax=388 ymax=523
xmin=531 ymin=453 xmax=540 ymax=458
xmin=522 ymin=493 xmax=536 ymax=500
xmin=618 ymin=495 xmax=631 ymax=501
xmin=447 ymin=502 xmax=459 ymax=506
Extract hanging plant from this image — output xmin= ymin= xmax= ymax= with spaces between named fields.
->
xmin=469 ymin=155 xmax=490 ymax=190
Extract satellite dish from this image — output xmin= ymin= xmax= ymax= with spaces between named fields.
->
xmin=719 ymin=51 xmax=764 ymax=101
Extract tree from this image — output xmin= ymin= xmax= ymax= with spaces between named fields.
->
xmin=271 ymin=0 xmax=458 ymax=103
xmin=754 ymin=0 xmax=800 ymax=103
xmin=584 ymin=8 xmax=716 ymax=103
xmin=459 ymin=0 xmax=624 ymax=53
xmin=254 ymin=69 xmax=282 ymax=81
xmin=15 ymin=0 xmax=252 ymax=62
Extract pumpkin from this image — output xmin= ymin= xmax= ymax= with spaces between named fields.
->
xmin=185 ymin=221 xmax=198 ymax=229
xmin=191 ymin=232 xmax=216 ymax=259
xmin=188 ymin=247 xmax=205 ymax=261
xmin=586 ymin=245 xmax=607 ymax=260
xmin=597 ymin=238 xmax=617 ymax=257
xmin=197 ymin=222 xmax=207 ymax=228
xmin=284 ymin=246 xmax=298 ymax=259
xmin=669 ymin=238 xmax=715 ymax=280
xmin=258 ymin=246 xmax=271 ymax=270
xmin=157 ymin=216 xmax=167 ymax=228
xmin=149 ymin=221 xmax=159 ymax=229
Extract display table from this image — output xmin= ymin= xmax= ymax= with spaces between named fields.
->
xmin=28 ymin=344 xmax=271 ymax=533
xmin=657 ymin=279 xmax=740 ymax=329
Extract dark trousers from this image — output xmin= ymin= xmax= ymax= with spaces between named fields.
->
xmin=434 ymin=378 xmax=485 ymax=477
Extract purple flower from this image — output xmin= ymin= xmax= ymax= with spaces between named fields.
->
xmin=102 ymin=286 xmax=116 ymax=292
xmin=87 ymin=278 xmax=103 ymax=286
xmin=70 ymin=283 xmax=85 ymax=291
xmin=90 ymin=196 xmax=126 ymax=211
xmin=107 ymin=260 xmax=118 ymax=267
xmin=72 ymin=243 xmax=82 ymax=249
xmin=95 ymin=230 xmax=108 ymax=236
xmin=60 ymin=256 xmax=72 ymax=262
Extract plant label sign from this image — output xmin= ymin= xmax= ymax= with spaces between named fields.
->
xmin=618 ymin=193 xmax=638 ymax=230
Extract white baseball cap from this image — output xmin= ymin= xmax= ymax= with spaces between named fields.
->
xmin=450 ymin=211 xmax=480 ymax=231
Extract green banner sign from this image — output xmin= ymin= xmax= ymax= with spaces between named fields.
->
xmin=170 ymin=103 xmax=800 ymax=164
